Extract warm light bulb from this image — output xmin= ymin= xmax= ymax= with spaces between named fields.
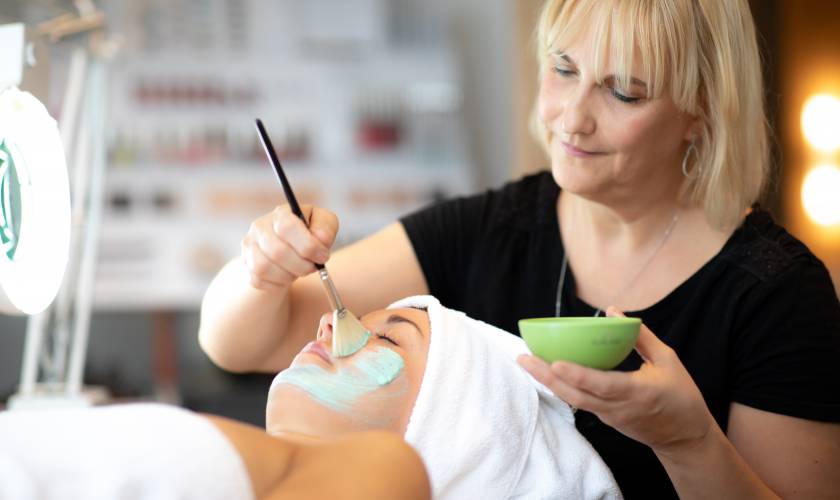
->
xmin=801 ymin=94 xmax=840 ymax=152
xmin=802 ymin=164 xmax=840 ymax=226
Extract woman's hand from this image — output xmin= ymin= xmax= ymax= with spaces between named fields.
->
xmin=517 ymin=307 xmax=716 ymax=456
xmin=241 ymin=204 xmax=339 ymax=292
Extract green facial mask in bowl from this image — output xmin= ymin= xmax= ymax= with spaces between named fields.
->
xmin=518 ymin=317 xmax=641 ymax=370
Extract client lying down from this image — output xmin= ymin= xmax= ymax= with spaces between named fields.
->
xmin=0 ymin=296 xmax=620 ymax=499
xmin=0 ymin=393 xmax=429 ymax=500
xmin=267 ymin=295 xmax=622 ymax=499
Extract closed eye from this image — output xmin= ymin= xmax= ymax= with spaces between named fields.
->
xmin=553 ymin=67 xmax=641 ymax=104
xmin=553 ymin=66 xmax=575 ymax=77
xmin=610 ymin=88 xmax=641 ymax=104
xmin=376 ymin=333 xmax=399 ymax=346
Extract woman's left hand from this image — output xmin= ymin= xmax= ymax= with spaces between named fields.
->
xmin=517 ymin=308 xmax=716 ymax=456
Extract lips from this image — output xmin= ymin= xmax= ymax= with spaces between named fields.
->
xmin=302 ymin=341 xmax=333 ymax=365
xmin=561 ymin=141 xmax=601 ymax=157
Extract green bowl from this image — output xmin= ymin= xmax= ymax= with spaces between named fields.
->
xmin=518 ymin=317 xmax=641 ymax=370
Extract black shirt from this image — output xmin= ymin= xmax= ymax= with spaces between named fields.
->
xmin=400 ymin=171 xmax=840 ymax=499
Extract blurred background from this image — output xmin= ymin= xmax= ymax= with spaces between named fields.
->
xmin=1 ymin=0 xmax=838 ymax=426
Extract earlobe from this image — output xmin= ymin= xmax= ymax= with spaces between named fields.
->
xmin=683 ymin=117 xmax=702 ymax=142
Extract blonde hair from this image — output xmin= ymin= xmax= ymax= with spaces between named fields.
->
xmin=532 ymin=0 xmax=769 ymax=230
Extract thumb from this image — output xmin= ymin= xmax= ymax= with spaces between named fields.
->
xmin=633 ymin=324 xmax=665 ymax=363
xmin=305 ymin=205 xmax=339 ymax=248
xmin=606 ymin=307 xmax=664 ymax=363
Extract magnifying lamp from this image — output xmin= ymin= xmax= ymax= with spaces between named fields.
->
xmin=0 ymin=82 xmax=72 ymax=317
xmin=1 ymin=22 xmax=71 ymax=410
xmin=0 ymin=21 xmax=71 ymax=315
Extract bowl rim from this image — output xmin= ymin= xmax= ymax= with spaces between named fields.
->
xmin=518 ymin=316 xmax=641 ymax=325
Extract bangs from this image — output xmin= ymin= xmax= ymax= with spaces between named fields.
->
xmin=539 ymin=0 xmax=701 ymax=111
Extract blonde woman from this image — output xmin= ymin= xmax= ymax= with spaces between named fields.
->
xmin=200 ymin=0 xmax=840 ymax=498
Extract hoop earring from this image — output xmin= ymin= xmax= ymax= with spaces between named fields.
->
xmin=681 ymin=140 xmax=700 ymax=179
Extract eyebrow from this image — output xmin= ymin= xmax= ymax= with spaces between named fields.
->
xmin=386 ymin=314 xmax=424 ymax=339
xmin=554 ymin=52 xmax=647 ymax=87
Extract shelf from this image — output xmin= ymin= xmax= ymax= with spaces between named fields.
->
xmin=95 ymin=158 xmax=473 ymax=311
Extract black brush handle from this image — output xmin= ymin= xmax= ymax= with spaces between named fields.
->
xmin=255 ymin=118 xmax=325 ymax=270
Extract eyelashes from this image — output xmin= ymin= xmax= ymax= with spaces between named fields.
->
xmin=551 ymin=66 xmax=642 ymax=104
xmin=376 ymin=333 xmax=399 ymax=346
xmin=553 ymin=66 xmax=575 ymax=77
xmin=610 ymin=88 xmax=640 ymax=104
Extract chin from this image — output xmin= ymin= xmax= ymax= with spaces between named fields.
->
xmin=550 ymin=159 xmax=606 ymax=197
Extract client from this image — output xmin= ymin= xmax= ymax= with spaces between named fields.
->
xmin=267 ymin=295 xmax=623 ymax=499
xmin=0 ymin=296 xmax=619 ymax=500
xmin=0 ymin=393 xmax=428 ymax=499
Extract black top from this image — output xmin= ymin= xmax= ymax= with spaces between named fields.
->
xmin=400 ymin=171 xmax=840 ymax=499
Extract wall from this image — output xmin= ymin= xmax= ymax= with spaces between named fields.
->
xmin=778 ymin=1 xmax=840 ymax=293
xmin=0 ymin=0 xmax=518 ymax=422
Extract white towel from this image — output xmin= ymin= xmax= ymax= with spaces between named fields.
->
xmin=389 ymin=296 xmax=622 ymax=500
xmin=0 ymin=403 xmax=254 ymax=500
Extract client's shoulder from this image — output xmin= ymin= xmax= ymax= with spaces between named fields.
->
xmin=294 ymin=431 xmax=431 ymax=500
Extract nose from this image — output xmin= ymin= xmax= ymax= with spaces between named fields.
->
xmin=559 ymin=87 xmax=596 ymax=137
xmin=316 ymin=313 xmax=334 ymax=342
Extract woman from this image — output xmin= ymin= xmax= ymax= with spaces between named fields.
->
xmin=0 ymin=403 xmax=428 ymax=500
xmin=0 ymin=300 xmax=618 ymax=500
xmin=199 ymin=0 xmax=840 ymax=498
xmin=267 ymin=296 xmax=622 ymax=499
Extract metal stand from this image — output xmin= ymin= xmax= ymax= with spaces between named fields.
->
xmin=8 ymin=2 xmax=113 ymax=410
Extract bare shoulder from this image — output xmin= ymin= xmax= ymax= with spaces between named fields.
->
xmin=203 ymin=414 xmax=296 ymax=491
xmin=287 ymin=431 xmax=431 ymax=500
xmin=205 ymin=416 xmax=430 ymax=500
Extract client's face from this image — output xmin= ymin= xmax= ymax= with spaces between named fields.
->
xmin=266 ymin=308 xmax=430 ymax=439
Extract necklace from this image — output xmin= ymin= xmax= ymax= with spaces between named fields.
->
xmin=555 ymin=210 xmax=680 ymax=317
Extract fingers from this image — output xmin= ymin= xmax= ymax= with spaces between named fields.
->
xmin=305 ymin=205 xmax=339 ymax=248
xmin=241 ymin=237 xmax=295 ymax=288
xmin=241 ymin=204 xmax=339 ymax=290
xmin=549 ymin=360 xmax=628 ymax=400
xmin=272 ymin=206 xmax=332 ymax=264
xmin=254 ymin=229 xmax=316 ymax=277
xmin=605 ymin=306 xmax=625 ymax=318
xmin=634 ymin=324 xmax=670 ymax=364
xmin=517 ymin=355 xmax=605 ymax=411
xmin=606 ymin=306 xmax=668 ymax=364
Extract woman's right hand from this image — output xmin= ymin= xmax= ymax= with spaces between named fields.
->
xmin=241 ymin=204 xmax=339 ymax=291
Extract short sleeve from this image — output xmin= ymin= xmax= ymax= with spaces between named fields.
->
xmin=730 ymin=260 xmax=840 ymax=422
xmin=399 ymin=192 xmax=491 ymax=311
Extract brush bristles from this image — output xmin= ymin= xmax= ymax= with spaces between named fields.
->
xmin=331 ymin=311 xmax=371 ymax=357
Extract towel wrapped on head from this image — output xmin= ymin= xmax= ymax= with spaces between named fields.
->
xmin=389 ymin=295 xmax=622 ymax=500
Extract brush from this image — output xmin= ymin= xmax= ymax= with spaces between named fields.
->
xmin=255 ymin=118 xmax=371 ymax=357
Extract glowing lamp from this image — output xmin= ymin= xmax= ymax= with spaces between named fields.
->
xmin=801 ymin=94 xmax=840 ymax=152
xmin=0 ymin=87 xmax=71 ymax=315
xmin=801 ymin=164 xmax=840 ymax=227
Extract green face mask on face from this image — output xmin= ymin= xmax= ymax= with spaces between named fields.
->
xmin=271 ymin=346 xmax=405 ymax=413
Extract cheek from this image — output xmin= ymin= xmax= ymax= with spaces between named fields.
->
xmin=608 ymin=100 xmax=689 ymax=154
xmin=537 ymin=75 xmax=564 ymax=126
xmin=270 ymin=348 xmax=406 ymax=414
xmin=606 ymin=110 xmax=667 ymax=152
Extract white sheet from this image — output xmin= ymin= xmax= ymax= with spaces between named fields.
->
xmin=0 ymin=403 xmax=254 ymax=500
